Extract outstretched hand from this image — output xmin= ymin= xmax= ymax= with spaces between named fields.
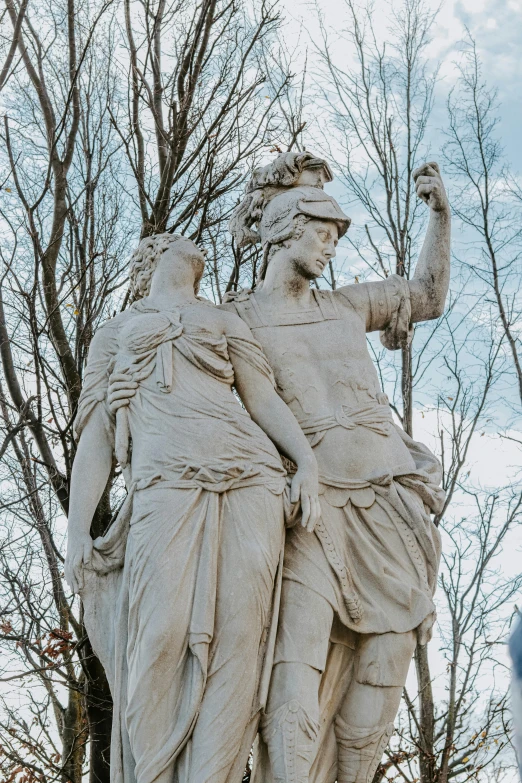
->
xmin=290 ymin=457 xmax=321 ymax=533
xmin=413 ymin=162 xmax=449 ymax=214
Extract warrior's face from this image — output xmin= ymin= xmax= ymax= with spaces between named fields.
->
xmin=286 ymin=218 xmax=339 ymax=280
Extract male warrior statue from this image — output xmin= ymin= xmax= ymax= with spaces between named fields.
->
xmin=223 ymin=152 xmax=450 ymax=783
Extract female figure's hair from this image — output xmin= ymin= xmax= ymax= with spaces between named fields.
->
xmin=129 ymin=233 xmax=183 ymax=299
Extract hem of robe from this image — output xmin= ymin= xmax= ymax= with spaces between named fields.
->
xmin=81 ymin=472 xmax=286 ymax=783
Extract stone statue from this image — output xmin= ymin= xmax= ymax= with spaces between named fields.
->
xmin=222 ymin=151 xmax=451 ymax=783
xmin=64 ymin=233 xmax=321 ymax=783
xmin=102 ymin=151 xmax=451 ymax=783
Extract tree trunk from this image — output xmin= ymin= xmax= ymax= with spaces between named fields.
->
xmin=415 ymin=643 xmax=436 ymax=783
xmin=62 ymin=685 xmax=88 ymax=783
xmin=403 ymin=331 xmax=436 ymax=783
xmin=401 ymin=343 xmax=413 ymax=437
xmin=83 ymin=468 xmax=115 ymax=782
xmin=83 ymin=638 xmax=113 ymax=783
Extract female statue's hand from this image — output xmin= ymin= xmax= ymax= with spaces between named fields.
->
xmin=64 ymin=532 xmax=93 ymax=594
xmin=108 ymin=372 xmax=138 ymax=414
xmin=290 ymin=457 xmax=321 ymax=533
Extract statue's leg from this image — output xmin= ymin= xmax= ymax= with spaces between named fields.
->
xmin=334 ymin=630 xmax=417 ymax=783
xmin=261 ymin=580 xmax=334 ymax=783
xmin=187 ymin=486 xmax=284 ymax=783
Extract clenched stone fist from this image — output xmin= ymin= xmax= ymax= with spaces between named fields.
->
xmin=413 ymin=161 xmax=449 ymax=214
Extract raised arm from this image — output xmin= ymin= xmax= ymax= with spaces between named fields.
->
xmin=224 ymin=313 xmax=320 ymax=532
xmin=409 ymin=161 xmax=451 ymax=322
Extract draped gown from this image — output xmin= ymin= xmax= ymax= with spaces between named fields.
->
xmin=75 ymin=300 xmax=288 ymax=783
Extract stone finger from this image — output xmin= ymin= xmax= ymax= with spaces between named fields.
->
xmin=416 ymin=183 xmax=436 ymax=199
xmin=301 ymin=493 xmax=311 ymax=529
xmin=109 ymin=400 xmax=130 ymax=414
xmin=110 ymin=381 xmax=138 ymax=391
xmin=413 ymin=162 xmax=438 ymax=180
xmin=108 ymin=388 xmax=135 ymax=400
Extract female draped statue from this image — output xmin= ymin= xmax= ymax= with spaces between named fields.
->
xmin=64 ymin=233 xmax=320 ymax=783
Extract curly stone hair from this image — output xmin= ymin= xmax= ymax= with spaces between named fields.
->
xmin=128 ymin=233 xmax=184 ymax=299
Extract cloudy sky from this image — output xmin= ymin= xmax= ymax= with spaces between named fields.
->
xmin=279 ymin=0 xmax=522 ymax=170
xmin=274 ymin=0 xmax=522 ymax=497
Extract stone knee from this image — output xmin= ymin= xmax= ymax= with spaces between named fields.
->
xmin=334 ymin=630 xmax=417 ymax=783
xmin=263 ymin=581 xmax=334 ymax=782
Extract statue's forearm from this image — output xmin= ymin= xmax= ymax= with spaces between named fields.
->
xmin=68 ymin=408 xmax=113 ymax=539
xmin=409 ymin=209 xmax=451 ymax=322
xmin=248 ymin=387 xmax=316 ymax=469
xmin=235 ymin=369 xmax=315 ymax=468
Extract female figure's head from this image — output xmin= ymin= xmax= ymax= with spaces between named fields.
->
xmin=129 ymin=233 xmax=206 ymax=300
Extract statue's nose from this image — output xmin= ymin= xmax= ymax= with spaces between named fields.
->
xmin=324 ymin=243 xmax=336 ymax=259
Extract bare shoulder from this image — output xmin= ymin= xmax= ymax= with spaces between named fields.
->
xmin=215 ymin=304 xmax=253 ymax=339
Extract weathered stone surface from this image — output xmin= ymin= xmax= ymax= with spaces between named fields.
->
xmin=65 ymin=151 xmax=451 ymax=783
xmin=65 ymin=232 xmax=319 ymax=783
xmin=226 ymin=152 xmax=450 ymax=783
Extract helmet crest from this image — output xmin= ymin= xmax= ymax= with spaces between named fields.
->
xmin=229 ymin=151 xmax=350 ymax=250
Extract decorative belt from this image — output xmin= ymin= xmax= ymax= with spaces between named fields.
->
xmin=299 ymin=403 xmax=392 ymax=445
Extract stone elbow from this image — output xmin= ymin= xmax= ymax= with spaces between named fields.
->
xmin=430 ymin=301 xmax=446 ymax=320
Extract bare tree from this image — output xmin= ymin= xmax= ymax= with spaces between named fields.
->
xmin=443 ymin=36 xmax=522 ymax=409
xmin=315 ymin=0 xmax=438 ymax=434
xmin=1 ymin=1 xmax=519 ymax=782
xmin=0 ymin=0 xmax=27 ymax=91
xmin=0 ymin=0 xmax=299 ymax=781
xmin=0 ymin=1 xmax=125 ymax=779
xmin=111 ymin=0 xmax=293 ymax=241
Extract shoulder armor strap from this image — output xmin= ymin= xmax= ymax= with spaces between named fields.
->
xmin=232 ymin=296 xmax=266 ymax=328
xmin=313 ymin=288 xmax=340 ymax=320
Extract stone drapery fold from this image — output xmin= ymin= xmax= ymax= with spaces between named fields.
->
xmin=76 ymin=301 xmax=287 ymax=783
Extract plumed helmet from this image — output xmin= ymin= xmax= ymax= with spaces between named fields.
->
xmin=245 ymin=150 xmax=333 ymax=193
xmin=229 ymin=151 xmax=350 ymax=248
xmin=258 ymin=186 xmax=350 ymax=247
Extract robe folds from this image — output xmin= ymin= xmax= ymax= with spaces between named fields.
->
xmin=75 ymin=300 xmax=288 ymax=783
